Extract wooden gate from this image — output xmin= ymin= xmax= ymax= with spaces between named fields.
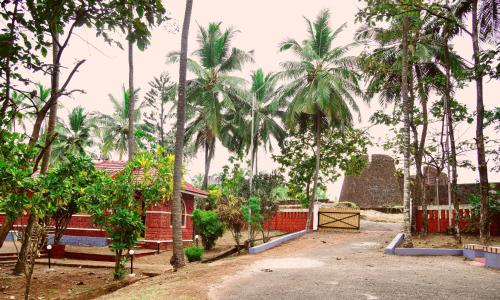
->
xmin=318 ymin=207 xmax=360 ymax=231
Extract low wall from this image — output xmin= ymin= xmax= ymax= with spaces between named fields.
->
xmin=264 ymin=210 xmax=312 ymax=233
xmin=415 ymin=205 xmax=500 ymax=236
xmin=249 ymin=230 xmax=307 ymax=254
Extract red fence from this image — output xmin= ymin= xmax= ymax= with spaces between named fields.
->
xmin=264 ymin=210 xmax=312 ymax=233
xmin=416 ymin=206 xmax=500 ymax=236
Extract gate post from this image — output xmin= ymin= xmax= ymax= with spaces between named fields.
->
xmin=313 ymin=202 xmax=321 ymax=231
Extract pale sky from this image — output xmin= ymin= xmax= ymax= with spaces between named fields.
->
xmin=38 ymin=0 xmax=499 ymax=198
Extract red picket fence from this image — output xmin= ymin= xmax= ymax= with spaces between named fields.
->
xmin=416 ymin=206 xmax=500 ymax=236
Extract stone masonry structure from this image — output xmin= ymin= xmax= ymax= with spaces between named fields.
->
xmin=339 ymin=154 xmax=403 ymax=208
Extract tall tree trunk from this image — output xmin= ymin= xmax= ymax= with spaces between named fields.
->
xmin=305 ymin=114 xmax=321 ymax=232
xmin=202 ymin=138 xmax=212 ymax=190
xmin=127 ymin=4 xmax=136 ymax=161
xmin=472 ymin=0 xmax=490 ymax=244
xmin=442 ymin=25 xmax=461 ymax=242
xmin=170 ymin=0 xmax=193 ymax=270
xmin=401 ymin=15 xmax=413 ymax=247
xmin=414 ymin=66 xmax=429 ymax=234
xmin=14 ymin=33 xmax=60 ymax=277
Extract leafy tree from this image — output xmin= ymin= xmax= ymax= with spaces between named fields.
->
xmin=216 ymin=194 xmax=245 ymax=249
xmin=168 ymin=22 xmax=253 ymax=189
xmin=241 ymin=197 xmax=263 ymax=246
xmin=37 ymin=155 xmax=98 ymax=244
xmin=251 ymin=172 xmax=283 ymax=242
xmin=0 ymin=130 xmax=37 ymax=247
xmin=192 ymin=209 xmax=225 ymax=250
xmin=143 ymin=72 xmax=176 ymax=149
xmin=83 ymin=149 xmax=175 ymax=279
xmin=278 ymin=9 xmax=363 ymax=231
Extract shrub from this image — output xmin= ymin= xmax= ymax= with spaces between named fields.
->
xmin=185 ymin=246 xmax=204 ymax=262
xmin=192 ymin=209 xmax=225 ymax=250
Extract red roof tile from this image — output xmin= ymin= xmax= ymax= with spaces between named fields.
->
xmin=35 ymin=160 xmax=208 ymax=197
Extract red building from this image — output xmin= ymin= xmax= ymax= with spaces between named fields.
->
xmin=0 ymin=161 xmax=208 ymax=250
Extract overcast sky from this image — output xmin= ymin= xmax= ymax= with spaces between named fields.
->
xmin=46 ymin=0 xmax=499 ymax=198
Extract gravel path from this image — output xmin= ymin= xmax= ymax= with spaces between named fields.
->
xmin=99 ymin=221 xmax=500 ymax=299
xmin=211 ymin=221 xmax=500 ymax=300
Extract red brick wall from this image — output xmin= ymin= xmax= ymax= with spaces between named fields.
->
xmin=264 ymin=210 xmax=312 ymax=233
xmin=416 ymin=208 xmax=500 ymax=236
xmin=144 ymin=194 xmax=194 ymax=241
xmin=0 ymin=194 xmax=196 ymax=242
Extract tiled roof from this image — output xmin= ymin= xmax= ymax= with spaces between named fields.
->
xmin=35 ymin=160 xmax=208 ymax=197
xmin=95 ymin=161 xmax=208 ymax=197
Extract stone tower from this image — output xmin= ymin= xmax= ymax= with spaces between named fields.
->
xmin=339 ymin=154 xmax=403 ymax=208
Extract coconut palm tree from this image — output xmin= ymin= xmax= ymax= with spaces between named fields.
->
xmin=51 ymin=106 xmax=95 ymax=162
xmin=454 ymin=0 xmax=500 ymax=242
xmin=278 ymin=10 xmax=362 ymax=231
xmin=168 ymin=22 xmax=253 ymax=189
xmin=244 ymin=69 xmax=285 ymax=175
xmin=171 ymin=0 xmax=194 ymax=271
xmin=97 ymin=87 xmax=145 ymax=160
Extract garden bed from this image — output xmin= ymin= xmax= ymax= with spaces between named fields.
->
xmin=0 ymin=264 xmax=148 ymax=299
xmin=412 ymin=234 xmax=500 ymax=249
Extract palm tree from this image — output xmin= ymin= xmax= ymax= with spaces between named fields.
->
xmin=278 ymin=10 xmax=362 ymax=232
xmin=51 ymin=106 xmax=94 ymax=162
xmin=168 ymin=22 xmax=253 ymax=189
xmin=171 ymin=0 xmax=194 ymax=271
xmin=97 ymin=87 xmax=145 ymax=160
xmin=245 ymin=69 xmax=285 ymax=175
xmin=454 ymin=0 xmax=500 ymax=243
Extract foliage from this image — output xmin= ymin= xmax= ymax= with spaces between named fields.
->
xmin=216 ymin=195 xmax=245 ymax=248
xmin=274 ymin=128 xmax=369 ymax=206
xmin=469 ymin=190 xmax=500 ymax=216
xmin=192 ymin=209 xmax=225 ymax=250
xmin=241 ymin=197 xmax=263 ymax=245
xmin=82 ymin=148 xmax=175 ymax=279
xmin=168 ymin=22 xmax=253 ymax=189
xmin=96 ymin=87 xmax=149 ymax=160
xmin=184 ymin=245 xmax=204 ymax=262
xmin=0 ymin=130 xmax=37 ymax=221
xmin=38 ymin=154 xmax=99 ymax=244
xmin=52 ymin=106 xmax=96 ymax=163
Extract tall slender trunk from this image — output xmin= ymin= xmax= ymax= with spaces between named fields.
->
xmin=15 ymin=34 xmax=60 ymax=277
xmin=202 ymin=138 xmax=212 ymax=191
xmin=472 ymin=0 xmax=490 ymax=243
xmin=401 ymin=15 xmax=413 ymax=247
xmin=442 ymin=25 xmax=460 ymax=242
xmin=306 ymin=114 xmax=321 ymax=232
xmin=127 ymin=4 xmax=136 ymax=161
xmin=170 ymin=0 xmax=193 ymax=270
xmin=415 ymin=66 xmax=429 ymax=234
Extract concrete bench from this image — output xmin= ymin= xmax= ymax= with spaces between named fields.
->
xmin=485 ymin=246 xmax=500 ymax=269
xmin=463 ymin=244 xmax=485 ymax=260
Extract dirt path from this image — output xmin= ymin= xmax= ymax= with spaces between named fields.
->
xmin=98 ymin=221 xmax=500 ymax=299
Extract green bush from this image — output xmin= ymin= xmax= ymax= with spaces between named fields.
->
xmin=184 ymin=246 xmax=204 ymax=262
xmin=192 ymin=209 xmax=225 ymax=250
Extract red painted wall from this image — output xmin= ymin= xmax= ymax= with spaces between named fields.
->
xmin=0 ymin=194 xmax=196 ymax=244
xmin=264 ymin=211 xmax=312 ymax=233
xmin=416 ymin=209 xmax=500 ymax=236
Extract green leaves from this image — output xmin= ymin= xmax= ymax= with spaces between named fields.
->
xmin=192 ymin=209 xmax=225 ymax=250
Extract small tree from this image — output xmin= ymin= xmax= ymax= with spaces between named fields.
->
xmin=83 ymin=148 xmax=175 ymax=279
xmin=241 ymin=197 xmax=263 ymax=246
xmin=192 ymin=209 xmax=225 ymax=250
xmin=216 ymin=195 xmax=245 ymax=249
